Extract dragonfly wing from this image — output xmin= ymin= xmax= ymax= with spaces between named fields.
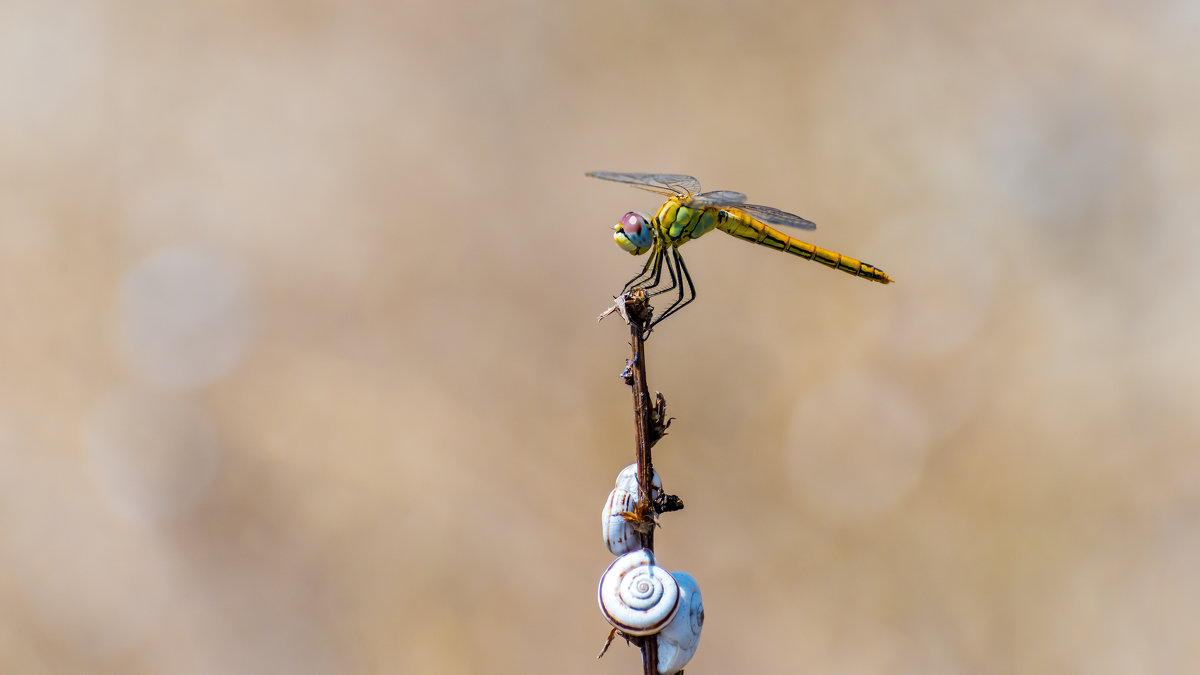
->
xmin=587 ymin=171 xmax=701 ymax=198
xmin=732 ymin=203 xmax=817 ymax=231
xmin=694 ymin=190 xmax=747 ymax=205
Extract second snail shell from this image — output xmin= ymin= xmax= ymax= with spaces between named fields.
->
xmin=598 ymin=549 xmax=680 ymax=636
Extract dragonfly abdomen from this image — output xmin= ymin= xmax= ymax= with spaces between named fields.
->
xmin=717 ymin=216 xmax=893 ymax=285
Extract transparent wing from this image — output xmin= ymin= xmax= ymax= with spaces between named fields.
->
xmin=586 ymin=171 xmax=701 ymax=198
xmin=588 ymin=172 xmax=818 ymax=230
xmin=693 ymin=190 xmax=747 ymax=205
xmin=731 ymin=203 xmax=817 ymax=231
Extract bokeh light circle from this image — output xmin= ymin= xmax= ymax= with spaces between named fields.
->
xmin=118 ymin=247 xmax=254 ymax=388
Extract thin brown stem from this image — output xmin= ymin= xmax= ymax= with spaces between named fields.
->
xmin=623 ymin=289 xmax=659 ymax=675
xmin=626 ymin=290 xmax=656 ymax=550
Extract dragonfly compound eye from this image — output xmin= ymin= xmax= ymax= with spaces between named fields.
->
xmin=621 ymin=212 xmax=646 ymax=235
xmin=614 ymin=212 xmax=654 ymax=254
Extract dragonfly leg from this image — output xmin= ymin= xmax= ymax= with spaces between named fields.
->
xmin=625 ymin=244 xmax=676 ymax=298
xmin=647 ymin=244 xmax=678 ymax=299
xmin=649 ymin=248 xmax=697 ymax=329
xmin=644 ymin=245 xmax=672 ymax=293
xmin=622 ymin=247 xmax=659 ymax=293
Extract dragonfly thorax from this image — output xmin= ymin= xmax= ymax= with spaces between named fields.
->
xmin=613 ymin=211 xmax=655 ymax=255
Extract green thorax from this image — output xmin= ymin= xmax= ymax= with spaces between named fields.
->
xmin=654 ymin=198 xmax=722 ymax=246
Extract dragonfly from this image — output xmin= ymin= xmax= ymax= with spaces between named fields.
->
xmin=588 ymin=171 xmax=893 ymax=329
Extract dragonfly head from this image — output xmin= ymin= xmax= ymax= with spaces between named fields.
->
xmin=613 ymin=211 xmax=654 ymax=255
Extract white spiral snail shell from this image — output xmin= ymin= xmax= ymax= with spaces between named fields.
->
xmin=602 ymin=487 xmax=640 ymax=555
xmin=656 ymin=571 xmax=704 ymax=674
xmin=603 ymin=464 xmax=663 ymax=555
xmin=598 ymin=549 xmax=680 ymax=636
xmin=614 ymin=463 xmax=661 ymax=498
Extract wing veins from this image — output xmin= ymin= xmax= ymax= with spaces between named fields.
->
xmin=731 ymin=203 xmax=817 ymax=231
xmin=586 ymin=171 xmax=701 ymax=198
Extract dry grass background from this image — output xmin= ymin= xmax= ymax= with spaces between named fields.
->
xmin=3 ymin=0 xmax=1200 ymax=673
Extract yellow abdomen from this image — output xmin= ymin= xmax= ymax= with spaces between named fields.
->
xmin=717 ymin=213 xmax=892 ymax=284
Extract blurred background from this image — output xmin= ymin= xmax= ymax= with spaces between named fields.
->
xmin=3 ymin=0 xmax=1199 ymax=672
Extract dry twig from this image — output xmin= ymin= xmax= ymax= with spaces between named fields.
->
xmin=620 ymin=289 xmax=679 ymax=675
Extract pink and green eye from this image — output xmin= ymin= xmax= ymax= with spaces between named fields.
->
xmin=616 ymin=212 xmax=654 ymax=251
xmin=622 ymin=212 xmax=647 ymax=234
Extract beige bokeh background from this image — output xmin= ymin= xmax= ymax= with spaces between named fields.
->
xmin=3 ymin=0 xmax=1199 ymax=672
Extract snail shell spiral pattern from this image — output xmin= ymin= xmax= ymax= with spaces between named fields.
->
xmin=597 ymin=549 xmax=680 ymax=636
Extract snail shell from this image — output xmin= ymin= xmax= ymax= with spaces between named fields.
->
xmin=604 ymin=464 xmax=664 ymax=555
xmin=598 ymin=549 xmax=680 ymax=636
xmin=602 ymin=487 xmax=640 ymax=556
xmin=656 ymin=571 xmax=704 ymax=674
xmin=614 ymin=463 xmax=662 ymax=499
